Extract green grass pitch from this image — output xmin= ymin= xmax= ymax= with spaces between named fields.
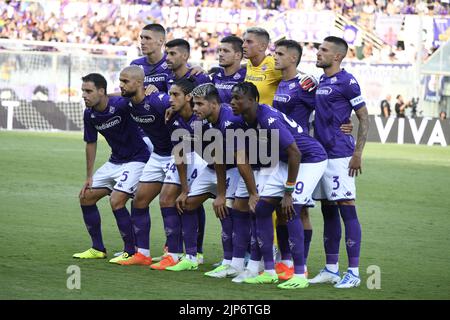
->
xmin=0 ymin=131 xmax=449 ymax=300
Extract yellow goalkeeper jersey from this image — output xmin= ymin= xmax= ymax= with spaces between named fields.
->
xmin=245 ymin=55 xmax=282 ymax=106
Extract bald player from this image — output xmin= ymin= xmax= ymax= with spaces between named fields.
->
xmin=116 ymin=65 xmax=176 ymax=266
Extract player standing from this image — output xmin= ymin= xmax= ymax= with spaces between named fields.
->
xmin=165 ymin=39 xmax=211 ymax=90
xmin=211 ymin=36 xmax=247 ymax=104
xmin=130 ymin=24 xmax=171 ymax=93
xmin=309 ymin=36 xmax=369 ymax=288
xmin=73 ymin=73 xmax=150 ymax=263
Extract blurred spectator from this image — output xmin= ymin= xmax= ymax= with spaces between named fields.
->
xmin=0 ymin=0 xmax=448 ymax=63
xmin=439 ymin=111 xmax=447 ymax=120
xmin=395 ymin=94 xmax=410 ymax=118
xmin=380 ymin=94 xmax=392 ymax=117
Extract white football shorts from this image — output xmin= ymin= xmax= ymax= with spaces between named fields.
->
xmin=188 ymin=167 xmax=239 ymax=199
xmin=92 ymin=161 xmax=145 ymax=195
xmin=259 ymin=160 xmax=327 ymax=205
xmin=139 ymin=152 xmax=172 ymax=183
xmin=312 ymin=156 xmax=356 ymax=201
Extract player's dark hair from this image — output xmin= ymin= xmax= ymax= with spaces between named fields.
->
xmin=81 ymin=73 xmax=107 ymax=92
xmin=173 ymin=77 xmax=197 ymax=108
xmin=221 ymin=36 xmax=244 ymax=56
xmin=245 ymin=27 xmax=270 ymax=44
xmin=275 ymin=39 xmax=303 ymax=66
xmin=166 ymin=38 xmax=190 ymax=53
xmin=191 ymin=83 xmax=220 ymax=104
xmin=142 ymin=23 xmax=166 ymax=38
xmin=232 ymin=81 xmax=260 ymax=103
xmin=173 ymin=77 xmax=197 ymax=96
xmin=323 ymin=36 xmax=348 ymax=55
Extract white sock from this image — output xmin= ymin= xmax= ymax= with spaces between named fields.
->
xmin=247 ymin=260 xmax=260 ymax=274
xmin=281 ymin=260 xmax=293 ymax=268
xmin=304 ymin=265 xmax=308 ymax=272
xmin=185 ymin=254 xmax=197 ymax=263
xmin=326 ymin=263 xmax=339 ymax=273
xmin=230 ymin=257 xmax=245 ymax=271
xmin=265 ymin=269 xmax=277 ymax=276
xmin=168 ymin=253 xmax=179 ymax=262
xmin=348 ymin=267 xmax=359 ymax=277
xmin=137 ymin=248 xmax=150 ymax=257
xmin=222 ymin=259 xmax=232 ymax=266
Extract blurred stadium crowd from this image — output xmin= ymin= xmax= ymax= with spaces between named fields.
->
xmin=0 ymin=0 xmax=448 ymax=63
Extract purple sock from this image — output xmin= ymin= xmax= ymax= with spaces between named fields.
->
xmin=287 ymin=205 xmax=305 ymax=274
xmin=112 ymin=207 xmax=135 ymax=255
xmin=339 ymin=205 xmax=361 ymax=268
xmin=220 ymin=207 xmax=233 ymax=260
xmin=322 ymin=204 xmax=341 ymax=265
xmin=231 ymin=209 xmax=251 ymax=259
xmin=255 ymin=200 xmax=276 ymax=271
xmin=130 ymin=205 xmax=150 ymax=250
xmin=81 ymin=204 xmax=105 ymax=252
xmin=250 ymin=212 xmax=262 ymax=261
xmin=304 ymin=229 xmax=312 ymax=264
xmin=180 ymin=209 xmax=198 ymax=257
xmin=197 ymin=205 xmax=206 ymax=254
xmin=177 ymin=215 xmax=183 ymax=253
xmin=276 ymin=224 xmax=291 ymax=261
xmin=161 ymin=207 xmax=182 ymax=254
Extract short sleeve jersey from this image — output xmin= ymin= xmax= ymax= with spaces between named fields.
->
xmin=272 ymin=74 xmax=316 ymax=133
xmin=83 ymin=96 xmax=150 ymax=164
xmin=211 ymin=67 xmax=247 ymax=104
xmin=128 ymin=92 xmax=173 ymax=156
xmin=256 ymin=104 xmax=327 ymax=164
xmin=130 ymin=54 xmax=171 ymax=92
xmin=314 ymin=69 xmax=365 ymax=158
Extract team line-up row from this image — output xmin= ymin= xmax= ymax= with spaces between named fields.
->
xmin=73 ymin=24 xmax=369 ymax=290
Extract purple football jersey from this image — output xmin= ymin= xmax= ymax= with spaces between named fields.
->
xmin=272 ymin=75 xmax=315 ymax=133
xmin=314 ymin=69 xmax=365 ymax=158
xmin=130 ymin=54 xmax=171 ymax=92
xmin=128 ymin=92 xmax=173 ymax=156
xmin=166 ymin=68 xmax=211 ymax=91
xmin=83 ymin=96 xmax=150 ymax=164
xmin=211 ymin=67 xmax=247 ymax=103
xmin=166 ymin=112 xmax=212 ymax=152
xmin=206 ymin=104 xmax=248 ymax=169
xmin=256 ymin=104 xmax=327 ymax=164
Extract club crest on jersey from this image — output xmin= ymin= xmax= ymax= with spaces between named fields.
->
xmin=109 ymin=106 xmax=115 ymax=113
xmin=289 ymin=82 xmax=296 ymax=90
xmin=233 ymin=73 xmax=241 ymax=80
xmin=268 ymin=117 xmax=276 ymax=125
xmin=330 ymin=77 xmax=337 ymax=84
xmin=91 ymin=113 xmax=95 ymax=118
xmin=143 ymin=103 xmax=151 ymax=110
xmin=161 ymin=62 xmax=168 ymax=69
